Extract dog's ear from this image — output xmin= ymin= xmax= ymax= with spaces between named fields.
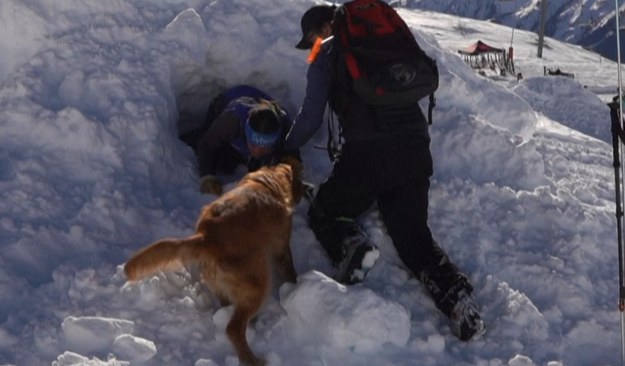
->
xmin=280 ymin=157 xmax=302 ymax=177
xmin=279 ymin=157 xmax=304 ymax=204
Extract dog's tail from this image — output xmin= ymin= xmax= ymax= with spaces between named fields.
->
xmin=124 ymin=233 xmax=205 ymax=282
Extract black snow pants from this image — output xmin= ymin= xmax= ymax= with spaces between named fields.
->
xmin=308 ymin=135 xmax=469 ymax=314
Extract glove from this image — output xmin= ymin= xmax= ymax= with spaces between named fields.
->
xmin=302 ymin=180 xmax=317 ymax=202
xmin=199 ymin=175 xmax=223 ymax=195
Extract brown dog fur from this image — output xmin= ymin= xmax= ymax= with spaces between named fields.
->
xmin=124 ymin=161 xmax=303 ymax=366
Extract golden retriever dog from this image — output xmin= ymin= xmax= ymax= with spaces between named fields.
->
xmin=124 ymin=160 xmax=303 ymax=366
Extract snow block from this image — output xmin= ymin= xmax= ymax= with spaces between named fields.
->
xmin=61 ymin=316 xmax=134 ymax=353
xmin=280 ymin=270 xmax=411 ymax=352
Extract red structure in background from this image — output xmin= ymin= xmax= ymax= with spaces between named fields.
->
xmin=458 ymin=40 xmax=515 ymax=76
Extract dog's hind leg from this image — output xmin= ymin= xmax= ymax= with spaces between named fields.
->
xmin=275 ymin=238 xmax=297 ymax=284
xmin=226 ymin=274 xmax=268 ymax=366
xmin=227 ymin=303 xmax=265 ymax=366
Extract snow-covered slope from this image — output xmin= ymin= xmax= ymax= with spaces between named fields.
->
xmin=0 ymin=1 xmax=622 ymax=365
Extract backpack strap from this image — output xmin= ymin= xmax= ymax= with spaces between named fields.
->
xmin=427 ymin=93 xmax=436 ymax=125
xmin=325 ymin=111 xmax=343 ymax=162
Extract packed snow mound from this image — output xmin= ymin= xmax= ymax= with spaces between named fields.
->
xmin=0 ymin=1 xmax=47 ymax=83
xmin=0 ymin=0 xmax=623 ymax=365
xmin=280 ymin=271 xmax=411 ymax=352
xmin=513 ymin=76 xmax=612 ymax=143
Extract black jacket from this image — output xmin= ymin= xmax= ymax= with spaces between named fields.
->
xmin=285 ymin=38 xmax=430 ymax=152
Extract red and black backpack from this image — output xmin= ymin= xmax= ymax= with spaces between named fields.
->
xmin=331 ymin=0 xmax=438 ymax=123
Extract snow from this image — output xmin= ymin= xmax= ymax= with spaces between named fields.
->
xmin=280 ymin=271 xmax=411 ymax=352
xmin=0 ymin=0 xmax=622 ymax=365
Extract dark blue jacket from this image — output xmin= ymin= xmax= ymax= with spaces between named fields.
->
xmin=196 ymin=85 xmax=291 ymax=176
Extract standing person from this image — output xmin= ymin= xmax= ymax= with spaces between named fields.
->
xmin=180 ymin=85 xmax=292 ymax=195
xmin=285 ymin=4 xmax=485 ymax=341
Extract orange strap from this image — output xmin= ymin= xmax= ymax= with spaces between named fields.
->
xmin=307 ymin=37 xmax=324 ymax=64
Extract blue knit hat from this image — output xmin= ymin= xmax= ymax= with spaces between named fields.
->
xmin=245 ymin=119 xmax=281 ymax=148
xmin=244 ymin=99 xmax=283 ymax=150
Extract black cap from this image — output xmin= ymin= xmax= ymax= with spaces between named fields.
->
xmin=295 ymin=5 xmax=335 ymax=50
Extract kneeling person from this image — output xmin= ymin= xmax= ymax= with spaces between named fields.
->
xmin=181 ymin=85 xmax=292 ymax=195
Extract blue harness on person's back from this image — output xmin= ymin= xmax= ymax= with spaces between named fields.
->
xmin=219 ymin=85 xmax=273 ymax=103
xmin=226 ymin=99 xmax=257 ymax=158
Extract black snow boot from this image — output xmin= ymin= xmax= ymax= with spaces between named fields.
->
xmin=310 ymin=214 xmax=380 ymax=285
xmin=419 ymin=264 xmax=485 ymax=341
xmin=335 ymin=228 xmax=380 ymax=285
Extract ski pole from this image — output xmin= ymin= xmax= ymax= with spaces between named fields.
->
xmin=614 ymin=0 xmax=625 ymax=362
xmin=610 ymin=96 xmax=625 ymax=366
